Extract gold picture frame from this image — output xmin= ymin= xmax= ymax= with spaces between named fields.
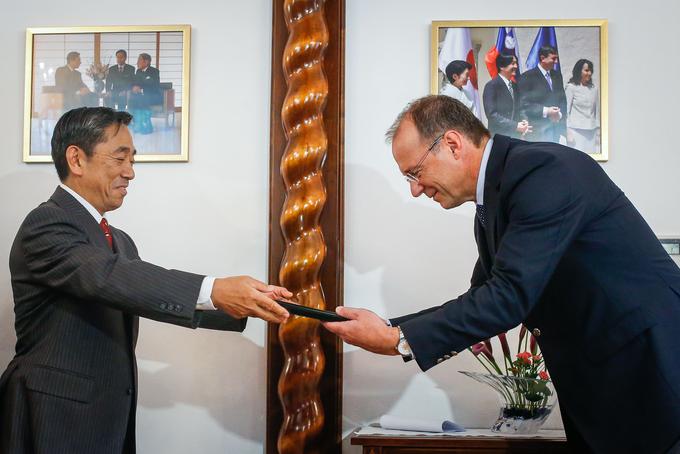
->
xmin=431 ymin=20 xmax=608 ymax=161
xmin=23 ymin=25 xmax=191 ymax=163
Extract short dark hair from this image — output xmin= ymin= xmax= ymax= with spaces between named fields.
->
xmin=445 ymin=60 xmax=472 ymax=84
xmin=115 ymin=49 xmax=127 ymax=58
xmin=568 ymin=59 xmax=594 ymax=87
xmin=51 ymin=107 xmax=133 ymax=182
xmin=139 ymin=53 xmax=151 ymax=63
xmin=538 ymin=46 xmax=557 ymax=60
xmin=66 ymin=51 xmax=80 ymax=64
xmin=495 ymin=53 xmax=516 ymax=71
xmin=386 ymin=95 xmax=489 ymax=147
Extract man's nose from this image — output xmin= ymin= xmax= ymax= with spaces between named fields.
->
xmin=409 ymin=180 xmax=424 ymax=197
xmin=122 ymin=163 xmax=135 ymax=180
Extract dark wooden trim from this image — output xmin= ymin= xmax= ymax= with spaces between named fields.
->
xmin=351 ymin=433 xmax=569 ymax=453
xmin=266 ymin=0 xmax=345 ymax=453
xmin=94 ymin=33 xmax=101 ymax=63
xmin=155 ymin=32 xmax=161 ymax=69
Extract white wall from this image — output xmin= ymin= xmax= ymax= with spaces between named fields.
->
xmin=1 ymin=1 xmax=679 ymax=453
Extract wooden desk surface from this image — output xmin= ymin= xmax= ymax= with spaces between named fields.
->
xmin=351 ymin=431 xmax=569 ymax=454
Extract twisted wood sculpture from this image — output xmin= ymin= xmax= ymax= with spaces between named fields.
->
xmin=277 ymin=1 xmax=329 ymax=453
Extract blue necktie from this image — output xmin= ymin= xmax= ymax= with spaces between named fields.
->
xmin=476 ymin=204 xmax=487 ymax=228
xmin=545 ymin=71 xmax=553 ymax=91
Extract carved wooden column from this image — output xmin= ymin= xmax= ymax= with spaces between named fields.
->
xmin=267 ymin=0 xmax=344 ymax=453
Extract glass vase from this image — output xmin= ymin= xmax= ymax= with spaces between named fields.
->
xmin=459 ymin=371 xmax=556 ymax=434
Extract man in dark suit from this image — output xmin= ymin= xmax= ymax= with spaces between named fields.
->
xmin=517 ymin=45 xmax=567 ymax=143
xmin=324 ymin=95 xmax=680 ymax=453
xmin=105 ymin=49 xmax=136 ymax=110
xmin=0 ymin=107 xmax=292 ymax=453
xmin=54 ymin=51 xmax=97 ymax=110
xmin=482 ymin=53 xmax=531 ymax=138
xmin=128 ymin=53 xmax=162 ymax=134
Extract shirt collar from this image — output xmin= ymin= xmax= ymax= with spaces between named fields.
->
xmin=499 ymin=74 xmax=511 ymax=87
xmin=60 ymin=183 xmax=105 ymax=223
xmin=476 ymin=137 xmax=494 ymax=206
xmin=539 ymin=66 xmax=551 ymax=78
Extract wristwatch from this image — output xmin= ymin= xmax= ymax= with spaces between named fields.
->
xmin=396 ymin=326 xmax=413 ymax=362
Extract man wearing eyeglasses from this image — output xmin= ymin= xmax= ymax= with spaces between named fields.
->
xmin=324 ymin=95 xmax=680 ymax=453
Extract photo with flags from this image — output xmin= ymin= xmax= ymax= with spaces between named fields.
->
xmin=484 ymin=27 xmax=521 ymax=80
xmin=431 ymin=20 xmax=608 ymax=161
xmin=437 ymin=27 xmax=481 ymax=119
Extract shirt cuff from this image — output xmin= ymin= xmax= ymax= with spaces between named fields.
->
xmin=542 ymin=106 xmax=548 ymax=118
xmin=196 ymin=276 xmax=216 ymax=311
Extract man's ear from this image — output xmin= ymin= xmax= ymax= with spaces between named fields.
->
xmin=65 ymin=146 xmax=86 ymax=177
xmin=443 ymin=130 xmax=463 ymax=157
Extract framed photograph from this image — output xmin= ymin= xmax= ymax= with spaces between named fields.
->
xmin=431 ymin=20 xmax=608 ymax=161
xmin=23 ymin=25 xmax=191 ymax=163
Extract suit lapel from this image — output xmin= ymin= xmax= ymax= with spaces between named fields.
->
xmin=481 ymin=135 xmax=511 ymax=262
xmin=51 ymin=187 xmax=139 ymax=349
xmin=50 ymin=187 xmax=111 ymax=251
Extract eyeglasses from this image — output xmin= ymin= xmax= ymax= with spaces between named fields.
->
xmin=404 ymin=133 xmax=444 ymax=184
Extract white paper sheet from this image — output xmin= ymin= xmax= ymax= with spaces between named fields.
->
xmin=378 ymin=414 xmax=465 ymax=433
xmin=357 ymin=425 xmax=566 ymax=438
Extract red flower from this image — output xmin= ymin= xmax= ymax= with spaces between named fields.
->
xmin=516 ymin=352 xmax=532 ymax=364
xmin=539 ymin=370 xmax=550 ymax=380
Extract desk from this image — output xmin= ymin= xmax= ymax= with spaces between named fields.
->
xmin=351 ymin=429 xmax=569 ymax=454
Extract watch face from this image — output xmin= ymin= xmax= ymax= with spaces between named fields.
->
xmin=397 ymin=338 xmax=411 ymax=356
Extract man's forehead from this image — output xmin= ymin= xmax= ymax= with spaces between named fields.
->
xmin=100 ymin=124 xmax=135 ymax=150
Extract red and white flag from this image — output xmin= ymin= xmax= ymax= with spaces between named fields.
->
xmin=438 ymin=27 xmax=481 ymax=119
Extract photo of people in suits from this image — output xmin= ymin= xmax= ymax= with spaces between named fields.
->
xmin=434 ymin=23 xmax=606 ymax=159
xmin=25 ymin=28 xmax=187 ymax=161
xmin=54 ymin=51 xmax=97 ymax=110
xmin=128 ymin=53 xmax=162 ymax=134
xmin=105 ymin=49 xmax=136 ymax=110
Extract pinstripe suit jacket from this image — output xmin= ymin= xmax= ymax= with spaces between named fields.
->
xmin=0 ymin=186 xmax=246 ymax=453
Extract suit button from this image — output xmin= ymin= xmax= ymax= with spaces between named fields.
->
xmin=451 ymin=351 xmax=458 ymax=356
xmin=160 ymin=303 xmax=167 ymax=310
xmin=436 ymin=358 xmax=443 ymax=364
xmin=127 ymin=387 xmax=133 ymax=395
xmin=532 ymin=328 xmax=541 ymax=337
xmin=443 ymin=354 xmax=451 ymax=360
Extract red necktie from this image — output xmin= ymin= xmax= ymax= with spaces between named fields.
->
xmin=100 ymin=218 xmax=113 ymax=250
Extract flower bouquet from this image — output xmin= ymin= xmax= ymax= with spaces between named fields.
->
xmin=86 ymin=60 xmax=109 ymax=94
xmin=460 ymin=327 xmax=556 ymax=434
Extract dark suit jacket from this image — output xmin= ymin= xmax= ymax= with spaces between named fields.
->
xmin=129 ymin=66 xmax=161 ymax=109
xmin=54 ymin=65 xmax=89 ymax=110
xmin=106 ymin=63 xmax=136 ymax=95
xmin=483 ymin=76 xmax=519 ymax=137
xmin=0 ymin=187 xmax=246 ymax=454
xmin=391 ymin=136 xmax=680 ymax=453
xmin=517 ymin=67 xmax=567 ymax=142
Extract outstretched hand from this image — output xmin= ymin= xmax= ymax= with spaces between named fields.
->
xmin=323 ymin=307 xmax=400 ymax=355
xmin=211 ymin=276 xmax=291 ymax=323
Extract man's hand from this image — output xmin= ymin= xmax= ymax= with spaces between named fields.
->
xmin=516 ymin=120 xmax=532 ymax=135
xmin=547 ymin=106 xmax=561 ymax=122
xmin=323 ymin=307 xmax=400 ymax=355
xmin=211 ymin=276 xmax=291 ymax=323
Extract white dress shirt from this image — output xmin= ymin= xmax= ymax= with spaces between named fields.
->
xmin=476 ymin=138 xmax=494 ymax=206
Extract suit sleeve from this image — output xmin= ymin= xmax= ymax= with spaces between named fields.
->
xmin=398 ymin=155 xmax=588 ymax=371
xmin=20 ymin=207 xmax=246 ymax=332
xmin=556 ymin=74 xmax=568 ymax=134
xmin=483 ymin=82 xmax=516 ymax=134
xmin=518 ymin=73 xmax=545 ymax=120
